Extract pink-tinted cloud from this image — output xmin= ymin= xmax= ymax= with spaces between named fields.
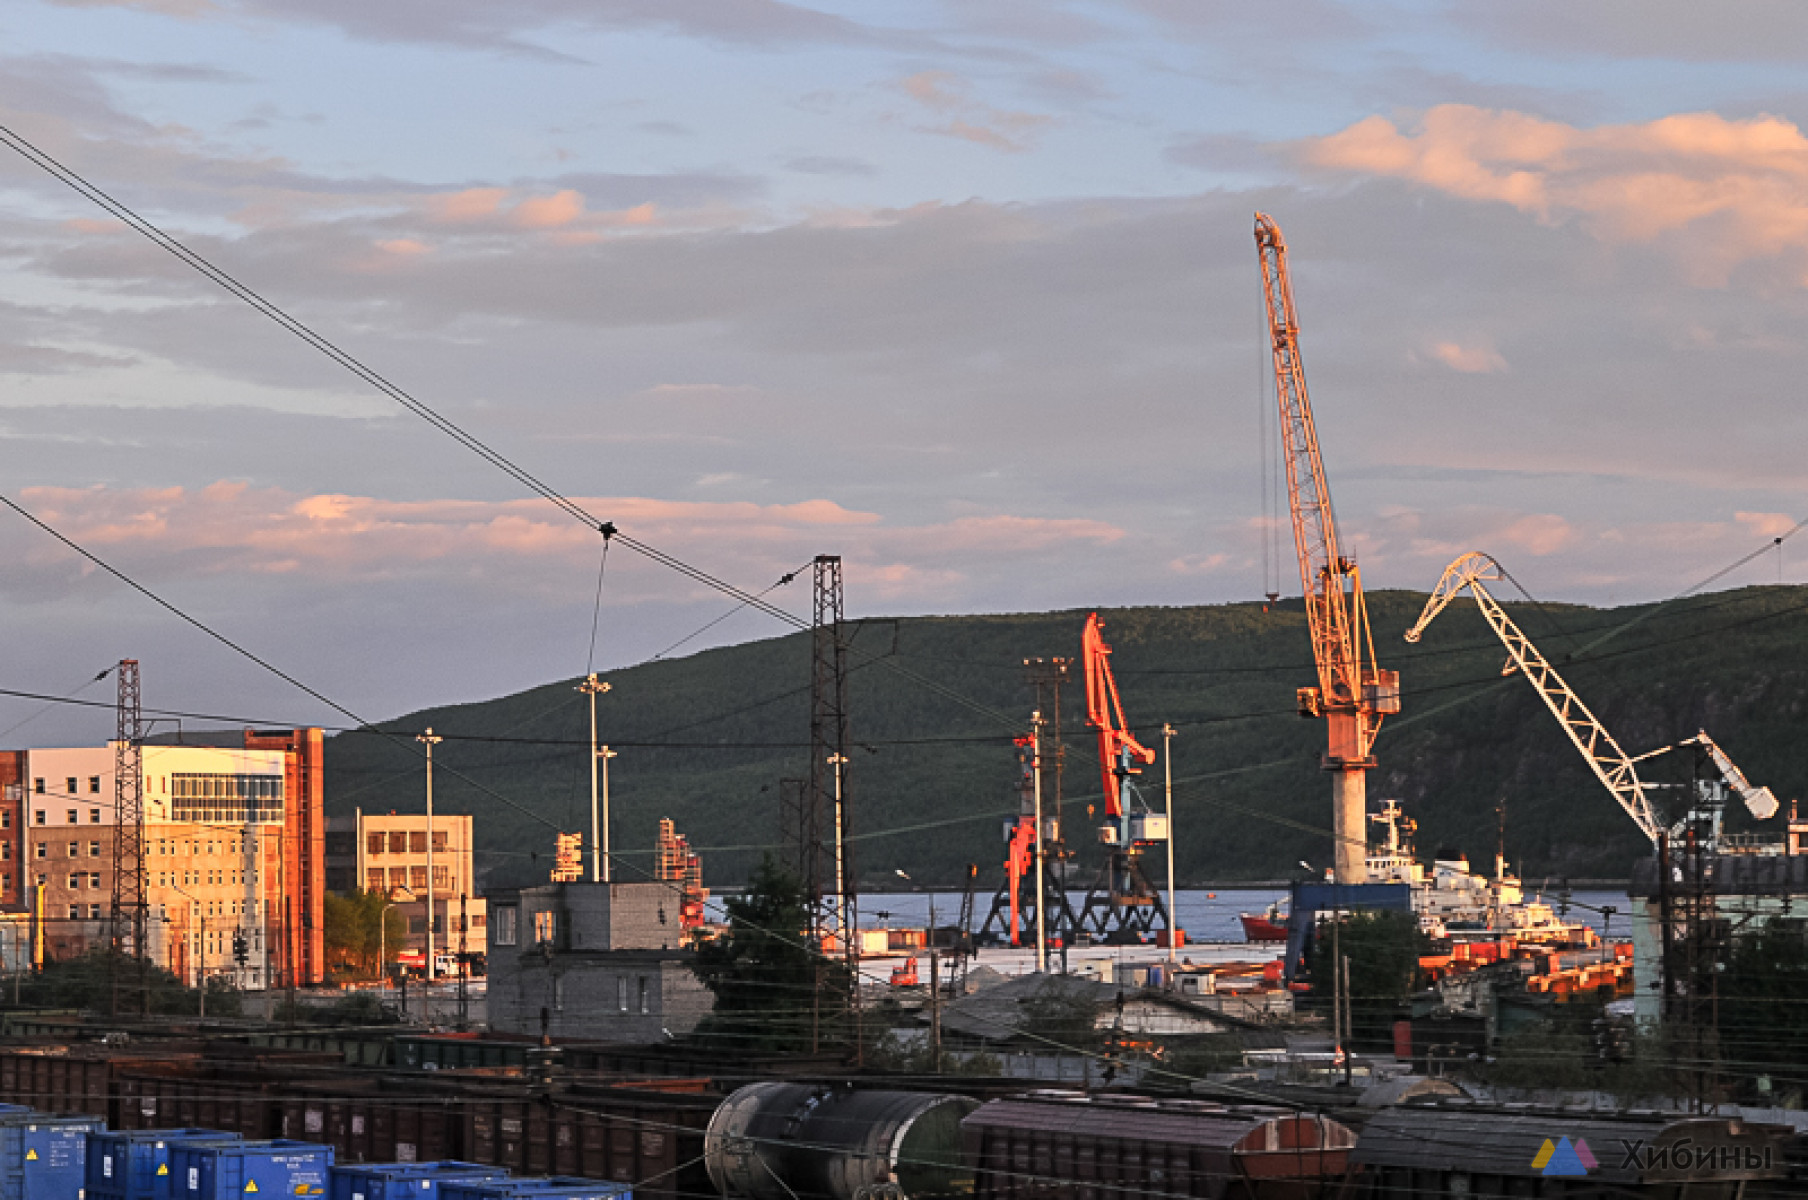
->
xmin=1425 ymin=340 xmax=1507 ymax=373
xmin=899 ymin=70 xmax=1052 ymax=154
xmin=6 ymin=484 xmax=1126 ymax=607
xmin=1299 ymin=105 xmax=1808 ymax=283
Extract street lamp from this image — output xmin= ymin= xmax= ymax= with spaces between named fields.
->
xmin=578 ymin=675 xmax=613 ymax=882
xmin=599 ymin=746 xmax=618 ymax=884
xmin=417 ymin=728 xmax=442 ymax=984
xmin=163 ymin=880 xmax=206 ymax=1018
xmin=895 ymin=869 xmax=941 ymax=1073
xmin=1029 ymin=711 xmax=1046 ymax=974
xmin=379 ymin=886 xmax=413 ymax=985
xmin=1163 ymin=723 xmax=1178 ymax=965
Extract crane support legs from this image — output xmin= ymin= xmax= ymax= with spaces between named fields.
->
xmin=1332 ymin=769 xmax=1367 ymax=884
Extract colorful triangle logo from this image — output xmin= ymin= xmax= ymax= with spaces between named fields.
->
xmin=1542 ymin=1137 xmax=1591 ymax=1177
xmin=1532 ymin=1139 xmax=1555 ymax=1170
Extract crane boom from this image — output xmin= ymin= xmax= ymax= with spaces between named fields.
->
xmin=1082 ymin=612 xmax=1154 ymax=819
xmin=1256 ymin=212 xmax=1399 ymax=883
xmin=1404 ymin=552 xmax=1663 ymax=844
xmin=1632 ymin=730 xmax=1780 ymax=822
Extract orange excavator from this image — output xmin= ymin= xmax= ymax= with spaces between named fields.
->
xmin=1078 ymin=612 xmax=1171 ymax=942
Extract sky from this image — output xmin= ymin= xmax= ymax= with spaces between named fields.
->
xmin=1 ymin=0 xmax=1806 ymax=742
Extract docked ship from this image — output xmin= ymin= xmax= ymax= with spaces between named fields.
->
xmin=1240 ymin=801 xmax=1596 ymax=947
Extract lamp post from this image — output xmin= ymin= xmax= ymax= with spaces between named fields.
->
xmin=895 ymin=868 xmax=940 ymax=1072
xmin=379 ymin=889 xmax=410 ymax=986
xmin=1163 ymin=723 xmax=1178 ymax=965
xmin=417 ymin=728 xmax=442 ymax=984
xmin=164 ymin=881 xmax=205 ymax=1018
xmin=599 ymin=746 xmax=618 ymax=884
xmin=1030 ymin=711 xmax=1047 ymax=974
xmin=578 ymin=675 xmax=613 ymax=882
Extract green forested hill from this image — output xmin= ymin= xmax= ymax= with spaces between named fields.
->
xmin=323 ymin=585 xmax=1808 ymax=892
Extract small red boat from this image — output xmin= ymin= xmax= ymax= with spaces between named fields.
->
xmin=1240 ymin=905 xmax=1290 ymax=942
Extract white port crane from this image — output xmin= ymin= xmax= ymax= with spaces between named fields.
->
xmin=1404 ymin=551 xmax=1663 ymax=845
xmin=1632 ymin=729 xmax=1780 ymax=824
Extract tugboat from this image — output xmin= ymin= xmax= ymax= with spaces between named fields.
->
xmin=1238 ymin=801 xmax=1595 ymax=947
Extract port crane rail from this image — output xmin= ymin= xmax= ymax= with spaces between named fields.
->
xmin=1404 ymin=551 xmax=1663 ymax=845
xmin=1256 ymin=212 xmax=1399 ymax=882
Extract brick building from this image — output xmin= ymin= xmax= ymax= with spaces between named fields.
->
xmin=1 ymin=729 xmax=327 ymax=988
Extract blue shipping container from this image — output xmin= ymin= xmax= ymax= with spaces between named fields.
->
xmin=0 ymin=1111 xmax=105 ymax=1200
xmin=173 ymin=1139 xmax=334 ymax=1200
xmin=88 ymin=1129 xmax=244 ymax=1200
xmin=330 ymin=1162 xmax=510 ymax=1200
xmin=440 ymin=1180 xmax=631 ymax=1200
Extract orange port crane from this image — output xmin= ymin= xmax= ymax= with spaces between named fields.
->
xmin=1255 ymin=213 xmax=1400 ymax=883
xmin=1080 ymin=612 xmax=1169 ymax=938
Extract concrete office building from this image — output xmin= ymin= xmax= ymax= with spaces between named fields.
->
xmin=324 ymin=811 xmax=486 ymax=959
xmin=484 ymin=881 xmax=711 ymax=1042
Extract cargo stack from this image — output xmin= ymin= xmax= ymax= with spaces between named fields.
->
xmin=0 ymin=1108 xmax=107 ymax=1199
xmin=88 ymin=1128 xmax=244 ymax=1200
xmin=173 ymin=1139 xmax=334 ymax=1200
xmin=440 ymin=1179 xmax=632 ymax=1200
xmin=329 ymin=1161 xmax=510 ymax=1200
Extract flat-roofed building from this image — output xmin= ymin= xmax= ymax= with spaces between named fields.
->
xmin=324 ymin=810 xmax=484 ymax=961
xmin=6 ymin=729 xmax=327 ymax=989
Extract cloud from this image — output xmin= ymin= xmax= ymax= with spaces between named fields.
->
xmin=1297 ymin=105 xmax=1808 ymax=284
xmin=1425 ymin=341 xmax=1507 ymax=374
xmin=899 ymin=70 xmax=1053 ymax=154
xmin=1459 ymin=0 xmax=1808 ymax=64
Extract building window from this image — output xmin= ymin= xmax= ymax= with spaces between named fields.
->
xmin=33 ymin=810 xmax=43 ymax=825
xmin=432 ymin=831 xmax=448 ymax=852
xmin=67 ymin=843 xmax=78 ymax=858
xmin=410 ymin=866 xmax=427 ymax=891
xmin=388 ymin=867 xmax=407 ymax=892
xmin=88 ymin=777 xmax=100 ymax=795
xmin=66 ymin=810 xmax=76 ymax=824
xmin=89 ymin=873 xmax=100 ymax=889
xmin=432 ymin=866 xmax=449 ymax=889
xmin=1 ymin=811 xmax=10 ymax=829
xmin=68 ymin=875 xmax=80 ymax=890
xmin=67 ymin=906 xmax=79 ymax=920
xmin=532 ymin=909 xmax=556 ymax=946
xmin=33 ymin=780 xmax=43 ymax=795
xmin=409 ymin=832 xmax=427 ymax=854
xmin=367 ymin=832 xmax=385 ymax=856
xmin=617 ymin=977 xmax=628 ymax=1012
xmin=408 ymin=917 xmax=424 ymax=935
xmin=388 ymin=832 xmax=407 ymax=854
xmin=167 ymin=773 xmax=282 ymax=824
xmin=553 ymin=975 xmax=565 ymax=1011
xmin=492 ymin=905 xmax=517 ymax=946
xmin=473 ymin=914 xmax=486 ymax=929
xmin=88 ymin=842 xmax=100 ymax=858
xmin=90 ymin=809 xmax=100 ymax=824
xmin=89 ymin=904 xmax=100 ymax=920
xmin=65 ymin=778 xmax=76 ymax=795
xmin=33 ymin=844 xmax=44 ymax=860
xmin=0 ymin=844 xmax=8 ymax=861
xmin=367 ymin=869 xmax=384 ymax=892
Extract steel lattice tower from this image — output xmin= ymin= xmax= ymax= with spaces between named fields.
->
xmin=807 ymin=556 xmax=852 ymax=944
xmin=110 ymin=659 xmax=148 ymax=1016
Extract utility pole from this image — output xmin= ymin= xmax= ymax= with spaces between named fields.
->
xmin=599 ymin=746 xmax=617 ymax=883
xmin=457 ymin=892 xmax=469 ymax=1031
xmin=417 ymin=728 xmax=442 ymax=988
xmin=1163 ymin=723 xmax=1178 ymax=964
xmin=1031 ymin=710 xmax=1047 ymax=974
xmin=578 ymin=675 xmax=612 ymax=882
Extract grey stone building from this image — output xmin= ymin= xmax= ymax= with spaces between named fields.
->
xmin=485 ymin=880 xmax=714 ymax=1042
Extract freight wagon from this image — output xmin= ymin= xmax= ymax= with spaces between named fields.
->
xmin=964 ymin=1092 xmax=1354 ymax=1200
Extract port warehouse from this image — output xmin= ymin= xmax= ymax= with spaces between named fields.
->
xmin=0 ymin=1032 xmax=1800 ymax=1198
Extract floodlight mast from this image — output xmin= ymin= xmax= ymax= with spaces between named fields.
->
xmin=1404 ymin=551 xmax=1662 ymax=845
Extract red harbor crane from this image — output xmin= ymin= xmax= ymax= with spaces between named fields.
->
xmin=1255 ymin=213 xmax=1400 ymax=883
